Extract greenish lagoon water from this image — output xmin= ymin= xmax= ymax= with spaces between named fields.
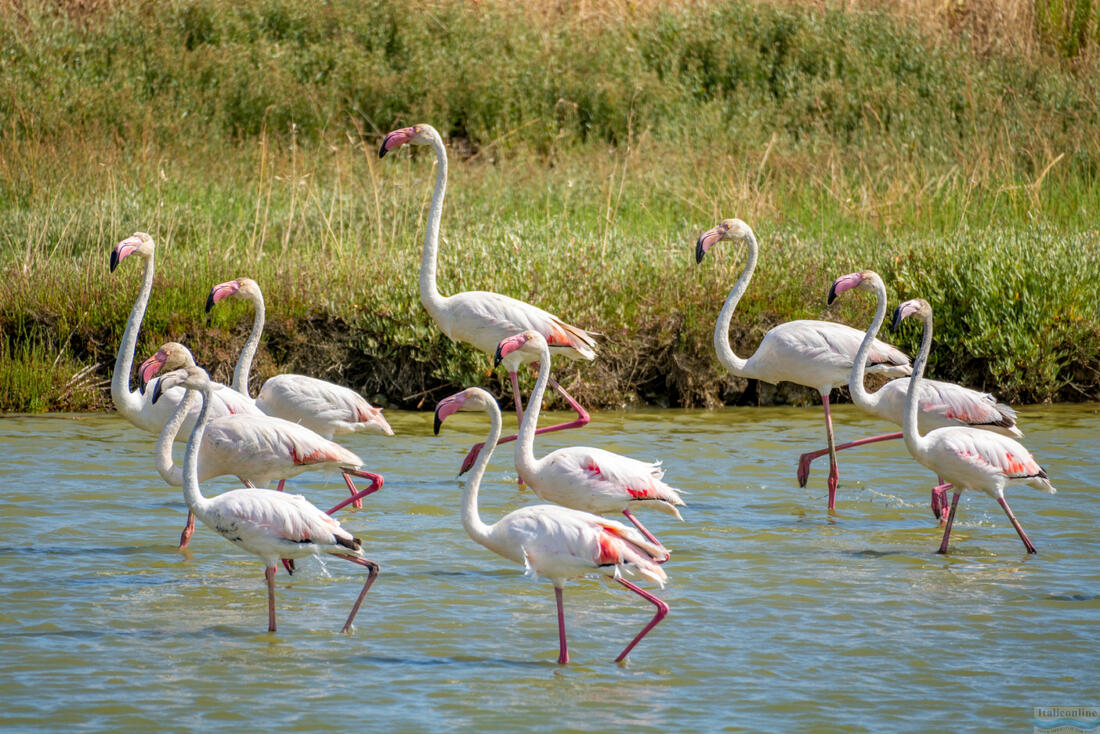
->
xmin=1 ymin=403 xmax=1096 ymax=731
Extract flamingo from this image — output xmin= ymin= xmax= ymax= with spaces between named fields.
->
xmin=696 ymin=219 xmax=912 ymax=510
xmin=821 ymin=270 xmax=1022 ymax=520
xmin=153 ymin=366 xmax=381 ymax=633
xmin=380 ymin=124 xmax=596 ymax=473
xmin=434 ymin=386 xmax=670 ymax=664
xmin=890 ymin=298 xmax=1055 ymax=554
xmin=141 ymin=342 xmax=385 ymax=518
xmin=494 ymin=330 xmax=684 ymax=547
xmin=153 ymin=374 xmax=383 ymax=551
xmin=205 ymin=277 xmax=393 ymax=440
xmin=108 ymin=233 xmax=258 ymax=437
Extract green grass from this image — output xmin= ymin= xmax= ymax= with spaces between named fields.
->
xmin=1 ymin=0 xmax=1099 ymax=411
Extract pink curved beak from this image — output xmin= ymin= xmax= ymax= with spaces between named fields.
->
xmin=110 ymin=235 xmax=143 ymax=273
xmin=138 ymin=350 xmax=168 ymax=393
xmin=379 ymin=127 xmax=416 ymax=158
xmin=206 ymin=280 xmax=242 ymax=313
xmin=695 ymin=223 xmax=729 ymax=264
xmin=494 ymin=333 xmax=529 ymax=367
xmin=433 ymin=392 xmax=468 ymax=435
xmin=890 ymin=299 xmax=923 ymax=332
xmin=828 ymin=272 xmax=864 ymax=305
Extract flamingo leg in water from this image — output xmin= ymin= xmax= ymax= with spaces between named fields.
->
xmin=555 ymin=586 xmax=569 ymax=665
xmin=621 ymin=509 xmax=666 ymax=558
xmin=328 ymin=470 xmax=385 ymax=515
xmin=821 ymin=393 xmax=840 ymax=511
xmin=276 ymin=479 xmax=286 ymax=492
xmin=931 ymin=481 xmax=953 ymax=524
xmin=265 ymin=565 xmax=278 ymax=632
xmin=459 ymin=373 xmax=591 ymax=475
xmin=614 ymin=578 xmax=669 ymax=663
xmin=796 ymin=432 xmax=903 ymax=487
xmin=335 ymin=555 xmax=381 ymax=632
xmin=997 ymin=496 xmax=1037 ymax=554
xmin=937 ymin=490 xmax=962 ymax=554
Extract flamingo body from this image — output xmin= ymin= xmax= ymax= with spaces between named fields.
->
xmin=861 ymin=377 xmax=1020 ymax=436
xmin=255 ymin=374 xmax=392 ymax=439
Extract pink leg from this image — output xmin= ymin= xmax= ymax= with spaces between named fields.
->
xmin=821 ymin=393 xmax=840 ymax=511
xmin=265 ymin=565 xmax=278 ymax=632
xmin=931 ymin=481 xmax=953 ymax=523
xmin=459 ymin=373 xmax=591 ymax=476
xmin=276 ymin=479 xmax=286 ymax=492
xmin=328 ymin=470 xmax=385 ymax=515
xmin=178 ymin=511 xmax=196 ymax=549
xmin=997 ymin=496 xmax=1037 ymax=554
xmin=621 ymin=508 xmax=666 ymax=557
xmin=555 ymin=586 xmax=569 ymax=665
xmin=937 ymin=490 xmax=962 ymax=554
xmin=334 ymin=554 xmax=381 ymax=632
xmin=796 ymin=432 xmax=903 ymax=487
xmin=614 ymin=578 xmax=669 ymax=663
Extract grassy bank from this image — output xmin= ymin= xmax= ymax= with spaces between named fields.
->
xmin=2 ymin=0 xmax=1099 ymax=412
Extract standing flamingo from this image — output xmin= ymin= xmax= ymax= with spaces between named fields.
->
xmin=154 ymin=377 xmax=383 ymax=550
xmin=696 ymin=219 xmax=912 ymax=510
xmin=141 ymin=342 xmax=385 ymax=515
xmin=494 ymin=330 xmax=684 ymax=547
xmin=434 ymin=386 xmax=670 ymax=664
xmin=109 ymin=233 xmax=258 ymax=436
xmin=153 ymin=366 xmax=381 ymax=632
xmin=205 ymin=277 xmax=393 ymax=439
xmin=380 ymin=124 xmax=596 ymax=473
xmin=819 ymin=270 xmax=1022 ymax=520
xmin=890 ymin=298 xmax=1055 ymax=554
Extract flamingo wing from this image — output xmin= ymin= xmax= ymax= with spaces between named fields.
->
xmin=930 ymin=428 xmax=1051 ymax=490
xmin=878 ymin=378 xmax=1021 ymax=435
xmin=539 ymin=446 xmax=685 ymax=516
xmin=205 ymin=415 xmax=361 ymax=470
xmin=256 ymin=374 xmax=392 ymax=437
xmin=441 ymin=291 xmax=596 ymax=360
xmin=205 ymin=488 xmax=354 ymax=549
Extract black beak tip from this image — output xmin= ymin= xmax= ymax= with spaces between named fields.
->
xmin=493 ymin=346 xmax=504 ymax=368
xmin=827 ymin=283 xmax=839 ymax=306
xmin=139 ymin=379 xmax=147 ymax=395
xmin=889 ymin=306 xmax=903 ymax=333
xmin=433 ymin=412 xmax=442 ymax=436
xmin=109 ymin=250 xmax=119 ymax=272
xmin=151 ymin=379 xmax=163 ymax=404
xmin=378 ymin=143 xmax=388 ymax=159
xmin=205 ymin=292 xmax=216 ymax=314
xmin=695 ymin=239 xmax=706 ymax=264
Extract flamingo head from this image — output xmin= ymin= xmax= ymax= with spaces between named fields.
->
xmin=151 ymin=365 xmax=211 ymax=405
xmin=359 ymin=404 xmax=395 ymax=436
xmin=827 ymin=269 xmax=882 ymax=305
xmin=695 ymin=218 xmax=754 ymax=264
xmin=889 ymin=298 xmax=931 ymax=333
xmin=139 ymin=341 xmax=197 ymax=393
xmin=379 ymin=124 xmax=438 ymax=158
xmin=110 ymin=232 xmax=155 ymax=273
xmin=433 ymin=387 xmax=494 ymax=435
xmin=494 ymin=330 xmax=546 ymax=368
xmin=206 ymin=277 xmax=261 ymax=313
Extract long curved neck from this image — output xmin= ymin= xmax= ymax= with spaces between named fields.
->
xmin=713 ymin=233 xmax=757 ymax=376
xmin=902 ymin=313 xmax=934 ymax=458
xmin=849 ymin=279 xmax=888 ymax=410
xmin=154 ymin=387 xmax=197 ymax=486
xmin=111 ymin=252 xmax=155 ymax=415
xmin=461 ymin=401 xmax=501 ymax=545
xmin=182 ymin=384 xmax=214 ymax=514
xmin=232 ymin=291 xmax=265 ymax=395
xmin=419 ymin=133 xmax=449 ymax=319
xmin=514 ymin=344 xmax=552 ymax=480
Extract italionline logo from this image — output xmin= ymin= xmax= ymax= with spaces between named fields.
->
xmin=1034 ymin=707 xmax=1100 ymax=733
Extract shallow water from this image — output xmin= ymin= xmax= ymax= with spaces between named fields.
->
xmin=0 ymin=403 xmax=1097 ymax=732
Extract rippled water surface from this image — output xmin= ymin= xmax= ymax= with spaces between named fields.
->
xmin=1 ymin=403 xmax=1097 ymax=731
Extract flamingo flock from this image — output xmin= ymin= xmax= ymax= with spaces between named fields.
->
xmin=98 ymin=122 xmax=1056 ymax=666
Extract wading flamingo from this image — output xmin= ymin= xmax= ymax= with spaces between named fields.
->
xmin=819 ymin=270 xmax=1022 ymax=520
xmin=142 ymin=342 xmax=384 ymax=519
xmin=380 ymin=124 xmax=596 ymax=473
xmin=154 ymin=366 xmax=380 ymax=633
xmin=495 ymin=330 xmax=684 ymax=547
xmin=434 ymin=386 xmax=669 ymax=664
xmin=890 ymin=299 xmax=1055 ymax=554
xmin=109 ymin=233 xmax=258 ymax=436
xmin=153 ymin=375 xmax=383 ymax=551
xmin=206 ymin=277 xmax=393 ymax=439
xmin=696 ymin=219 xmax=911 ymax=510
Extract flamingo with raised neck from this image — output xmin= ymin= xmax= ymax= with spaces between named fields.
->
xmin=434 ymin=386 xmax=669 ymax=664
xmin=381 ymin=123 xmax=597 ymax=474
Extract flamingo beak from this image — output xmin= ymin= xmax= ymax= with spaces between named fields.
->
xmin=110 ymin=236 xmax=143 ymax=273
xmin=433 ymin=393 xmax=466 ymax=435
xmin=828 ymin=272 xmax=864 ymax=306
xmin=695 ymin=224 xmax=727 ymax=264
xmin=493 ymin=334 xmax=528 ymax=368
xmin=138 ymin=351 xmax=167 ymax=393
xmin=379 ymin=127 xmax=416 ymax=158
xmin=206 ymin=280 xmax=242 ymax=313
xmin=889 ymin=305 xmax=905 ymax=333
